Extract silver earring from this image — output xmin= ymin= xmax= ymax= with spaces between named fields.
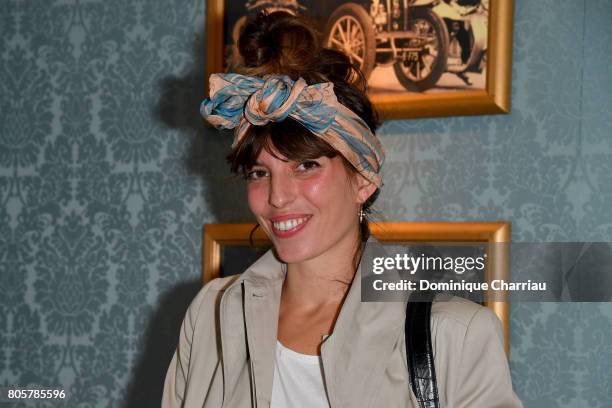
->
xmin=359 ymin=207 xmax=364 ymax=223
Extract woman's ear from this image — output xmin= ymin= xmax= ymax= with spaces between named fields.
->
xmin=353 ymin=174 xmax=378 ymax=204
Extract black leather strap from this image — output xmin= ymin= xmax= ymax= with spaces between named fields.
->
xmin=405 ymin=291 xmax=440 ymax=408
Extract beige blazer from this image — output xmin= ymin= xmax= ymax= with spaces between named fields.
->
xmin=162 ymin=249 xmax=522 ymax=407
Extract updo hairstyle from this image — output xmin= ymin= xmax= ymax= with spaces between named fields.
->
xmin=226 ymin=11 xmax=381 ymax=242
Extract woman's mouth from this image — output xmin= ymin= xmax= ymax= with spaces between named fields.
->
xmin=270 ymin=216 xmax=311 ymax=238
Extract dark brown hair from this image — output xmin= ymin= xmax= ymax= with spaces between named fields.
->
xmin=226 ymin=11 xmax=381 ymax=246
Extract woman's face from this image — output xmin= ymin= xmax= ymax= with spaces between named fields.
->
xmin=246 ymin=146 xmax=374 ymax=265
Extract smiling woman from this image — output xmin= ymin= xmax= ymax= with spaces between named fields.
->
xmin=162 ymin=10 xmax=521 ymax=408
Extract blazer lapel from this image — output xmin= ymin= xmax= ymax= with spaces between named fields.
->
xmin=243 ymin=278 xmax=283 ymax=406
xmin=320 ymin=265 xmax=407 ymax=407
xmin=218 ymin=278 xmax=249 ymax=406
xmin=221 ymin=249 xmax=285 ymax=407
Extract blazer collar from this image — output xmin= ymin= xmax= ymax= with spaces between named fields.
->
xmin=227 ymin=248 xmax=286 ymax=286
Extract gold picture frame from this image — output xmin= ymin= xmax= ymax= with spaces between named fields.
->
xmin=205 ymin=0 xmax=514 ymax=120
xmin=202 ymin=221 xmax=511 ymax=355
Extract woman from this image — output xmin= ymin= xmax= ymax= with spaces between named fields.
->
xmin=162 ymin=11 xmax=522 ymax=408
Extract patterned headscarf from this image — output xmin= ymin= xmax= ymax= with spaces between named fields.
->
xmin=201 ymin=73 xmax=385 ymax=187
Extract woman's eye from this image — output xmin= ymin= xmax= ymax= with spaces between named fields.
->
xmin=246 ymin=169 xmax=268 ymax=180
xmin=296 ymin=160 xmax=321 ymax=171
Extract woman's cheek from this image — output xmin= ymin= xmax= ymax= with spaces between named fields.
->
xmin=301 ymin=169 xmax=349 ymax=207
xmin=299 ymin=170 xmax=331 ymax=197
xmin=301 ymin=178 xmax=323 ymax=198
xmin=247 ymin=183 xmax=268 ymax=214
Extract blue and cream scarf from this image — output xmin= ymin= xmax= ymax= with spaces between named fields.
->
xmin=201 ymin=73 xmax=385 ymax=187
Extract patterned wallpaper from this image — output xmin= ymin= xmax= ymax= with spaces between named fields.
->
xmin=0 ymin=0 xmax=610 ymax=407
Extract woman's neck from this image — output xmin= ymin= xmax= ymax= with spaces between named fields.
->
xmin=283 ymin=235 xmax=362 ymax=309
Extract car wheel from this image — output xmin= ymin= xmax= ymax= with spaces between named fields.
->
xmin=393 ymin=7 xmax=449 ymax=92
xmin=325 ymin=3 xmax=376 ymax=79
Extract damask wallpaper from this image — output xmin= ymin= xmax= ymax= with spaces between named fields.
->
xmin=0 ymin=0 xmax=610 ymax=407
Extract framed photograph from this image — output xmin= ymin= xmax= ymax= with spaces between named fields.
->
xmin=206 ymin=0 xmax=514 ymax=119
xmin=202 ymin=221 xmax=511 ymax=354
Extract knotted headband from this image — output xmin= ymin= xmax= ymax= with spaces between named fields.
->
xmin=200 ymin=73 xmax=385 ymax=187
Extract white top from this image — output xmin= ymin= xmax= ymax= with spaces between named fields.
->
xmin=270 ymin=341 xmax=330 ymax=408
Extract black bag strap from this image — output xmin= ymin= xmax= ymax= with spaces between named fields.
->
xmin=405 ymin=291 xmax=440 ymax=408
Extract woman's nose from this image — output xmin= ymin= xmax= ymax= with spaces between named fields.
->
xmin=268 ymin=173 xmax=296 ymax=208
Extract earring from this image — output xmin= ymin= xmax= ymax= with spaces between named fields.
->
xmin=359 ymin=207 xmax=364 ymax=223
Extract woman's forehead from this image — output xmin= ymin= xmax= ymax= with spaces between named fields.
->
xmin=256 ymin=140 xmax=327 ymax=164
xmin=255 ymin=145 xmax=290 ymax=164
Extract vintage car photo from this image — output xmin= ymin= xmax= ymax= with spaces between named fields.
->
xmin=226 ymin=1 xmax=488 ymax=92
xmin=208 ymin=0 xmax=513 ymax=119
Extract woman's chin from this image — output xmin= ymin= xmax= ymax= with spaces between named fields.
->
xmin=273 ymin=244 xmax=312 ymax=265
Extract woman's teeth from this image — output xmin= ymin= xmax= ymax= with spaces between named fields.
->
xmin=273 ymin=217 xmax=308 ymax=231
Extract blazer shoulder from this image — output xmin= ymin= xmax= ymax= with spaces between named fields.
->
xmin=430 ymin=294 xmax=491 ymax=329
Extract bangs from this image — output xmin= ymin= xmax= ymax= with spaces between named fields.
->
xmin=226 ymin=118 xmax=338 ymax=175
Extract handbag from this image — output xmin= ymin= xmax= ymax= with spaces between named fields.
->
xmin=405 ymin=291 xmax=440 ymax=408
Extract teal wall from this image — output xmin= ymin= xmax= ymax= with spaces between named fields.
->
xmin=1 ymin=0 xmax=610 ymax=407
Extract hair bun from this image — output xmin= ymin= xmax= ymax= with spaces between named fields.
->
xmin=236 ymin=11 xmax=377 ymax=130
xmin=238 ymin=11 xmax=320 ymax=80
